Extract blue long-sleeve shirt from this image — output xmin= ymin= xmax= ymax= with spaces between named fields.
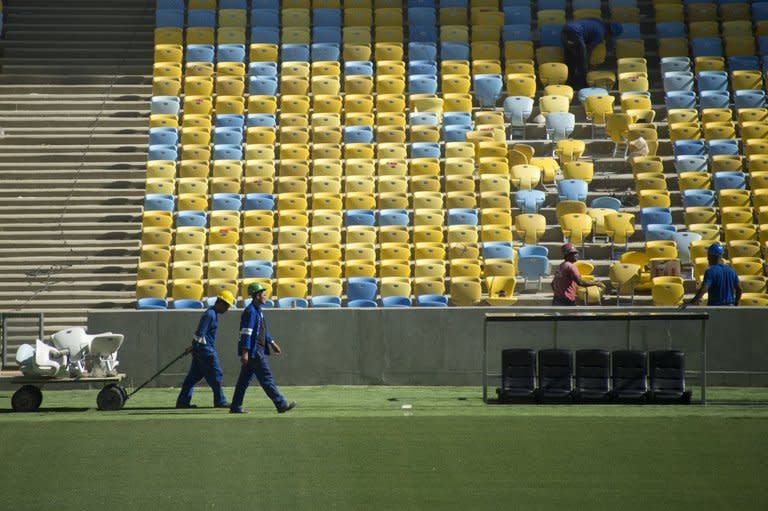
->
xmin=193 ymin=308 xmax=218 ymax=349
xmin=563 ymin=18 xmax=607 ymax=51
xmin=238 ymin=303 xmax=273 ymax=357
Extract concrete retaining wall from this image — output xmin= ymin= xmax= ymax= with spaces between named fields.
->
xmin=86 ymin=307 xmax=768 ymax=388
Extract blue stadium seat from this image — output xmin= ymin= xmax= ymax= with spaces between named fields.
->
xmin=156 ymin=9 xmax=184 ymax=28
xmin=408 ymin=60 xmax=438 ymax=75
xmin=313 ymin=27 xmax=341 ymax=45
xmin=518 ymin=256 xmax=550 ymax=290
xmin=244 ymin=193 xmax=275 ymax=210
xmin=408 ymin=74 xmax=439 ymax=94
xmin=408 ymin=7 xmax=437 ymax=25
xmin=188 ymin=9 xmax=216 ymax=28
xmin=713 ymin=171 xmax=747 ymax=191
xmin=242 ymin=261 xmax=273 ymax=278
xmin=557 ymin=179 xmax=588 ymax=201
xmin=707 ymin=139 xmax=740 ymax=157
xmin=213 ymin=127 xmax=243 ymax=145
xmin=447 ymin=208 xmax=479 ymax=226
xmin=145 ymin=194 xmax=175 ymax=211
xmin=211 ymin=193 xmax=242 ymax=211
xmin=215 ymin=114 xmax=245 ymax=128
xmin=640 ymin=207 xmax=673 ymax=231
xmin=314 ymin=8 xmax=342 ymax=27
xmin=347 ymin=299 xmax=378 ymax=308
xmin=381 ymin=296 xmax=412 ymax=308
xmin=311 ymin=43 xmax=340 ymax=62
xmin=136 ymin=298 xmax=168 ymax=310
xmin=250 ymin=27 xmax=279 ymax=44
xmin=410 ymin=25 xmax=439 ymax=43
xmin=149 ymin=128 xmax=178 ymax=146
xmin=590 ymin=196 xmax=622 ymax=211
xmin=645 ymin=224 xmax=677 ymax=241
xmin=344 ymin=61 xmax=374 ymax=76
xmin=156 ymin=0 xmax=183 ymax=9
xmin=503 ymin=7 xmax=532 ymax=24
xmin=699 ymin=90 xmax=730 ymax=109
xmin=246 ymin=114 xmax=277 ymax=127
xmin=616 ymin=23 xmax=641 ymax=39
xmin=577 ymin=87 xmax=609 ymax=104
xmin=347 ymin=277 xmax=378 ymax=302
xmin=443 ymin=125 xmax=473 ymax=142
xmin=217 ymin=44 xmax=246 ymax=63
xmin=148 ymin=145 xmax=178 ymax=161
xmin=281 ymin=44 xmax=310 ymax=62
xmin=345 ymin=209 xmax=376 ymax=226
xmin=248 ymin=76 xmax=278 ymax=96
xmin=673 ymin=140 xmax=706 ymax=156
xmin=173 ymin=299 xmax=206 ymax=310
xmin=213 ymin=144 xmax=243 ymax=160
xmin=443 ymin=112 xmax=472 ymax=126
xmin=539 ymin=25 xmax=564 ymax=47
xmin=310 ymin=296 xmax=342 ymax=308
xmin=343 ymin=125 xmax=374 ymax=144
xmin=728 ymin=56 xmax=760 ymax=71
xmin=473 ymin=74 xmax=504 ymax=107
xmin=441 ymin=42 xmax=470 ymax=60
xmin=675 ymin=155 xmax=708 ymax=173
xmin=656 ymin=22 xmax=686 ymax=38
xmin=482 ymin=241 xmax=515 ymax=260
xmin=408 ymin=42 xmax=437 ymax=61
xmin=697 ymin=71 xmax=728 ymax=93
xmin=410 ymin=112 xmax=440 ymax=126
xmin=379 ymin=209 xmax=409 ymax=226
xmin=691 ymin=37 xmax=723 ymax=57
xmin=250 ymin=9 xmax=279 ymax=28
xmin=503 ymin=24 xmax=533 ymax=41
xmin=176 ymin=211 xmax=207 ymax=227
xmin=186 ymin=44 xmax=215 ymax=63
xmin=416 ymin=294 xmax=448 ymax=307
xmin=665 ymin=91 xmax=697 ymax=110
xmin=734 ymin=89 xmax=767 ymax=109
xmin=151 ymin=96 xmax=180 ymax=115
xmin=278 ymin=298 xmax=309 ymax=309
xmin=515 ymin=189 xmax=546 ymax=213
xmin=518 ymin=245 xmax=549 ymax=258
xmin=682 ymin=189 xmax=716 ymax=208
xmin=411 ymin=142 xmax=441 ymax=158
xmin=248 ymin=62 xmax=278 ymax=77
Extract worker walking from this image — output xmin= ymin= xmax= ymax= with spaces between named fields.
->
xmin=684 ymin=243 xmax=742 ymax=307
xmin=175 ymin=291 xmax=234 ymax=409
xmin=560 ymin=19 xmax=623 ymax=90
xmin=229 ymin=283 xmax=296 ymax=414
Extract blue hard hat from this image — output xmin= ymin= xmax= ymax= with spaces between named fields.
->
xmin=707 ymin=243 xmax=724 ymax=256
xmin=610 ymin=23 xmax=623 ymax=37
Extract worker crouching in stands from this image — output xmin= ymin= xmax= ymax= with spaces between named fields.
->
xmin=561 ymin=19 xmax=623 ymax=90
xmin=552 ymin=243 xmax=605 ymax=306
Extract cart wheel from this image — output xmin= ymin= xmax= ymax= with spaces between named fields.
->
xmin=97 ymin=384 xmax=125 ymax=411
xmin=12 ymin=385 xmax=43 ymax=412
xmin=117 ymin=385 xmax=129 ymax=402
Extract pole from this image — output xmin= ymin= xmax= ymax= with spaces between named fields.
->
xmin=126 ymin=349 xmax=190 ymax=399
xmin=482 ymin=318 xmax=488 ymax=404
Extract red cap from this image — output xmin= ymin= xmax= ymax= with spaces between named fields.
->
xmin=562 ymin=243 xmax=578 ymax=255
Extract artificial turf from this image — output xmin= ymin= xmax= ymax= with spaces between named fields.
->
xmin=0 ymin=386 xmax=766 ymax=511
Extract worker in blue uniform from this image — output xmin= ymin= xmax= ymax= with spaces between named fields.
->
xmin=684 ymin=243 xmax=742 ymax=307
xmin=560 ymin=19 xmax=623 ymax=89
xmin=175 ymin=290 xmax=235 ymax=409
xmin=229 ymin=283 xmax=296 ymax=414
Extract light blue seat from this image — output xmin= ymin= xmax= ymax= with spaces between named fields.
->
xmin=734 ymin=90 xmax=766 ymax=109
xmin=665 ymin=91 xmax=697 ymax=110
xmin=640 ymin=207 xmax=673 ymax=231
xmin=145 ymin=194 xmax=174 ymax=211
xmin=609 ymin=0 xmax=637 ymax=7
xmin=213 ymin=144 xmax=242 ymax=160
xmin=250 ymin=9 xmax=279 ymax=28
xmin=314 ymin=8 xmax=341 ymax=26
xmin=447 ymin=208 xmax=479 ymax=226
xmin=504 ymin=96 xmax=534 ymax=137
xmin=244 ymin=193 xmax=275 ymax=210
xmin=136 ymin=298 xmax=168 ymax=310
xmin=411 ymin=142 xmax=440 ymax=158
xmin=691 ymin=37 xmax=723 ymax=57
xmin=443 ymin=112 xmax=472 ymax=126
xmin=754 ymin=2 xmax=768 ymax=21
xmin=176 ymin=211 xmax=207 ymax=227
xmin=408 ymin=74 xmax=439 ymax=94
xmin=663 ymin=71 xmax=695 ymax=92
xmin=661 ymin=56 xmax=691 ymax=74
xmin=503 ymin=7 xmax=532 ymax=25
xmin=409 ymin=0 xmax=437 ymax=5
xmin=483 ymin=241 xmax=514 ymax=260
xmin=217 ymin=44 xmax=246 ymax=63
xmin=247 ymin=114 xmax=277 ymax=127
xmin=518 ymin=256 xmax=550 ymax=290
xmin=675 ymin=155 xmax=708 ymax=173
xmin=250 ymin=27 xmax=279 ymax=44
xmin=242 ymin=261 xmax=273 ymax=278
xmin=248 ymin=62 xmax=278 ymax=77
xmin=441 ymin=42 xmax=470 ymax=60
xmin=503 ymin=24 xmax=533 ymax=41
xmin=590 ymin=196 xmax=622 ymax=211
xmin=343 ymin=125 xmax=374 ymax=144
xmin=150 ymin=96 xmax=180 ymax=115
xmin=673 ymin=231 xmax=702 ymax=266
xmin=443 ymin=124 xmax=473 ymax=142
xmin=215 ymin=114 xmax=244 ymax=128
xmin=616 ymin=23 xmax=641 ymax=39
xmin=557 ymin=179 xmax=589 ymax=201
xmin=381 ymin=296 xmax=412 ymax=308
xmin=645 ymin=224 xmax=677 ymax=241
xmin=539 ymin=0 xmax=566 ymax=9
xmin=211 ymin=193 xmax=241 ymax=211
xmin=713 ymin=171 xmax=747 ymax=191
xmin=186 ymin=44 xmax=214 ymax=63
xmin=518 ymin=245 xmax=548 ymax=258
xmin=577 ymin=87 xmax=609 ymax=104
xmin=574 ymin=0 xmax=601 ymax=8
xmin=220 ymin=0 xmax=247 ymax=7
xmin=188 ymin=9 xmax=216 ymax=27
xmin=149 ymin=128 xmax=178 ymax=146
xmin=173 ymin=299 xmax=205 ymax=310
xmin=242 ymin=298 xmax=274 ymax=309
xmin=409 ymin=25 xmax=438 ymax=43
xmin=728 ymin=56 xmax=760 ymax=71
xmin=759 ymin=36 xmax=768 ymax=57
xmin=278 ymin=297 xmax=309 ymax=309
xmin=656 ymin=22 xmax=686 ymax=38
xmin=408 ymin=60 xmax=438 ymax=75
xmin=408 ymin=7 xmax=437 ymax=25
xmin=442 ymin=0 xmax=468 ymax=5
xmin=281 ymin=44 xmax=310 ymax=62
xmin=379 ymin=209 xmax=409 ymax=226
xmin=345 ymin=209 xmax=375 ymax=226
xmin=213 ymin=127 xmax=243 ymax=145
xmin=473 ymin=74 xmax=504 ymax=107
xmin=700 ymin=90 xmax=730 ymax=109
xmin=515 ymin=189 xmax=546 ymax=213
xmin=313 ymin=27 xmax=341 ymax=44
xmin=157 ymin=0 xmax=183 ymax=9
xmin=409 ymin=42 xmax=437 ymax=61
xmin=409 ymin=112 xmax=440 ymax=126
xmin=148 ymin=144 xmax=178 ymax=161
xmin=347 ymin=299 xmax=378 ymax=308
xmin=682 ymin=189 xmax=716 ymax=208
xmin=416 ymin=294 xmax=448 ymax=307
xmin=545 ymin=112 xmax=575 ymax=141
xmin=156 ymin=9 xmax=184 ymax=28
xmin=347 ymin=277 xmax=378 ymax=302
xmin=697 ymin=71 xmax=728 ymax=93
xmin=540 ymin=24 xmax=564 ymax=47
xmin=707 ymin=139 xmax=739 ymax=157
xmin=344 ymin=61 xmax=373 ymax=76
xmin=310 ymin=296 xmax=342 ymax=308
xmin=311 ymin=43 xmax=340 ymax=61
xmin=673 ymin=139 xmax=706 ymax=156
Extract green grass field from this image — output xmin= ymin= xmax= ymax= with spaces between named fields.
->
xmin=1 ymin=386 xmax=767 ymax=511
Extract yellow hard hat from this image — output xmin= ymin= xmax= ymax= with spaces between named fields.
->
xmin=217 ymin=290 xmax=235 ymax=306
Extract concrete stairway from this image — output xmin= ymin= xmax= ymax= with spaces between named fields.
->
xmin=0 ymin=0 xmax=155 ymax=351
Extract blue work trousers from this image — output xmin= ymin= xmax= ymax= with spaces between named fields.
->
xmin=176 ymin=345 xmax=228 ymax=407
xmin=230 ymin=350 xmax=287 ymax=411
